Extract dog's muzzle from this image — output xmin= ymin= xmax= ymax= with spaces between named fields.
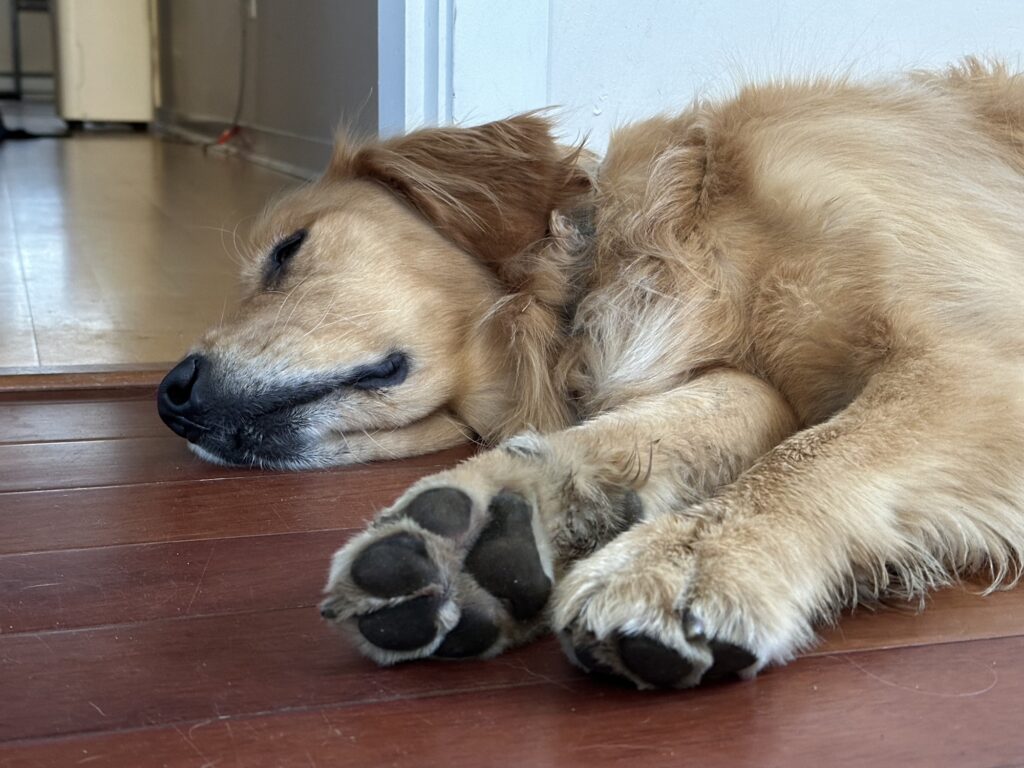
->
xmin=157 ymin=355 xmax=326 ymax=466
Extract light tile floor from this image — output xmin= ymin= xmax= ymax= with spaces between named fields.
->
xmin=0 ymin=100 xmax=298 ymax=370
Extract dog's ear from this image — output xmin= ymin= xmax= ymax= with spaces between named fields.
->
xmin=330 ymin=114 xmax=591 ymax=275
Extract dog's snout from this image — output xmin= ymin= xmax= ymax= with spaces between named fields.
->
xmin=157 ymin=354 xmax=212 ymax=442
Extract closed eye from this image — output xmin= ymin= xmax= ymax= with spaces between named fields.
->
xmin=348 ymin=352 xmax=409 ymax=390
xmin=266 ymin=229 xmax=307 ymax=280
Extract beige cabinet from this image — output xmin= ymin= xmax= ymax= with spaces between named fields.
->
xmin=54 ymin=0 xmax=153 ymax=123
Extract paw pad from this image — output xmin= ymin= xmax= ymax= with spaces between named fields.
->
xmin=356 ymin=595 xmax=439 ymax=651
xmin=703 ymin=640 xmax=758 ymax=683
xmin=331 ymin=487 xmax=552 ymax=660
xmin=433 ymin=608 xmax=500 ymax=658
xmin=565 ymin=628 xmax=758 ymax=688
xmin=617 ymin=633 xmax=695 ymax=688
xmin=464 ymin=492 xmax=552 ymax=620
xmin=403 ymin=487 xmax=472 ymax=537
xmin=350 ymin=532 xmax=437 ymax=598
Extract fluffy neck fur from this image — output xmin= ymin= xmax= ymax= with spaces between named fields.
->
xmin=454 ymin=204 xmax=596 ymax=442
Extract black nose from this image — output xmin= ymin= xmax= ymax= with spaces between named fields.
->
xmin=157 ymin=354 xmax=212 ymax=442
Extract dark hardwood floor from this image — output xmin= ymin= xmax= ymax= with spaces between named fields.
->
xmin=1 ymin=381 xmax=1022 ymax=767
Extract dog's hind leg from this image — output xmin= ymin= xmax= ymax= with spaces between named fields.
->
xmin=555 ymin=354 xmax=1024 ymax=688
xmin=320 ymin=369 xmax=797 ymax=664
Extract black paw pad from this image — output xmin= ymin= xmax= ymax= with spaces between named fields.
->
xmin=402 ymin=487 xmax=472 ymax=538
xmin=433 ymin=608 xmax=500 ymax=658
xmin=357 ymin=595 xmax=439 ymax=651
xmin=351 ymin=532 xmax=437 ymax=598
xmin=617 ymin=633 xmax=694 ymax=688
xmin=703 ymin=640 xmax=757 ymax=684
xmin=464 ymin=492 xmax=552 ymax=620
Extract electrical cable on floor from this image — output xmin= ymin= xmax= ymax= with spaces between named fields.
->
xmin=205 ymin=0 xmax=250 ymax=151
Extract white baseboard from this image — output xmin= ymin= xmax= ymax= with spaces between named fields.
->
xmin=154 ymin=115 xmax=329 ymax=180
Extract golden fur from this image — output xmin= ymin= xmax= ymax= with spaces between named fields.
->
xmin=184 ymin=59 xmax=1024 ymax=686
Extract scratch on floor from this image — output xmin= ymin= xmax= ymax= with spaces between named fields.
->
xmin=491 ymin=656 xmax=575 ymax=692
xmin=173 ymin=724 xmax=218 ymax=767
xmin=269 ymin=503 xmax=290 ymax=527
xmin=320 ymin=710 xmax=343 ymax=738
xmin=573 ymin=742 xmax=672 ymax=754
xmin=87 ymin=701 xmax=107 ymax=717
xmin=185 ymin=547 xmax=216 ymax=614
xmin=836 ymin=653 xmax=999 ymax=698
xmin=188 ymin=717 xmax=216 ymax=739
xmin=32 ymin=633 xmax=56 ymax=655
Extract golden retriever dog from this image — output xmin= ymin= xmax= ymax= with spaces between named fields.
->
xmin=158 ymin=59 xmax=1024 ymax=688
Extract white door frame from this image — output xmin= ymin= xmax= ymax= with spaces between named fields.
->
xmin=378 ymin=0 xmax=551 ymax=135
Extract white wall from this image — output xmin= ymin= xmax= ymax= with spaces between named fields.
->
xmin=448 ymin=0 xmax=549 ymax=125
xmin=548 ymin=0 xmax=1024 ymax=150
xmin=429 ymin=0 xmax=1024 ymax=152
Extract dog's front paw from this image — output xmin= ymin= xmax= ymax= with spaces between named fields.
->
xmin=321 ymin=475 xmax=555 ymax=664
xmin=553 ymin=517 xmax=812 ymax=689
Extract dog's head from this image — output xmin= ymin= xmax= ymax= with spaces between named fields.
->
xmin=157 ymin=115 xmax=589 ymax=468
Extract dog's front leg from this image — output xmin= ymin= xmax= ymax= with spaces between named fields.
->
xmin=320 ymin=369 xmax=797 ymax=664
xmin=556 ymin=356 xmax=1024 ymax=688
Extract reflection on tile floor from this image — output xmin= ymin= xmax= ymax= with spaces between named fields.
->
xmin=0 ymin=100 xmax=298 ymax=369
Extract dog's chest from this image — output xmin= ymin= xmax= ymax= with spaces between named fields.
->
xmin=564 ymin=269 xmax=717 ymax=415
